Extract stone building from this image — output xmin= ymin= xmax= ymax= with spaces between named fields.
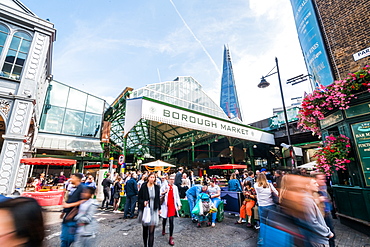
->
xmin=0 ymin=1 xmax=56 ymax=194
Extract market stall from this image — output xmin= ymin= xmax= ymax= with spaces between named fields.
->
xmin=209 ymin=164 xmax=247 ymax=214
xmin=20 ymin=157 xmax=76 ymax=206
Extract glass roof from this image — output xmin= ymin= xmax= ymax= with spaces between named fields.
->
xmin=131 ymin=76 xmax=228 ymax=119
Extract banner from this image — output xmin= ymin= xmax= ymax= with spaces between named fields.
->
xmin=124 ymin=98 xmax=275 ymax=145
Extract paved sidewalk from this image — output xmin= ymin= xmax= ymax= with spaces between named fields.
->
xmin=333 ymin=218 xmax=370 ymax=247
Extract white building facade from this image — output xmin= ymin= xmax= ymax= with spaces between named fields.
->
xmin=0 ymin=1 xmax=56 ymax=194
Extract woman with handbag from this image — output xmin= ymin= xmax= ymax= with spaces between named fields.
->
xmin=138 ymin=172 xmax=161 ymax=247
xmin=160 ymin=174 xmax=182 ymax=246
xmin=254 ymin=173 xmax=279 ymax=245
xmin=236 ymin=181 xmax=256 ymax=227
xmin=112 ymin=177 xmax=122 ymax=213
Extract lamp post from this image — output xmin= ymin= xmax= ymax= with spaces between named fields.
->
xmin=258 ymin=57 xmax=296 ymax=168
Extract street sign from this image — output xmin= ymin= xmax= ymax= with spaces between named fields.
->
xmin=118 ymin=155 xmax=125 ymax=165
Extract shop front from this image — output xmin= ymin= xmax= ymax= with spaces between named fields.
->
xmin=318 ymin=95 xmax=370 ymax=234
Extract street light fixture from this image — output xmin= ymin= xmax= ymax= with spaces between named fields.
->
xmin=258 ymin=57 xmax=296 ymax=168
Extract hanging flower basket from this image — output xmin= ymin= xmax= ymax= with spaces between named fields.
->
xmin=313 ymin=134 xmax=352 ymax=175
xmin=298 ymin=65 xmax=370 ymax=136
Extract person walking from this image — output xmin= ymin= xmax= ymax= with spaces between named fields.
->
xmin=313 ymin=172 xmax=335 ymax=247
xmin=301 ymin=177 xmax=334 ymax=246
xmin=124 ymin=173 xmax=138 ymax=219
xmin=74 ymin=187 xmax=98 ymax=247
xmin=60 ymin=173 xmax=86 ymax=247
xmin=160 ymin=174 xmax=182 ymax=246
xmin=101 ymin=173 xmax=113 ymax=209
xmin=254 ymin=173 xmax=278 ymax=246
xmin=208 ymin=179 xmax=221 ymax=227
xmin=138 ymin=173 xmax=161 ymax=247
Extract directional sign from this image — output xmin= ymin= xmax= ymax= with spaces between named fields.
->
xmin=118 ymin=155 xmax=125 ymax=165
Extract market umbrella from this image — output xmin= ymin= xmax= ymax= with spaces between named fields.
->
xmin=209 ymin=164 xmax=248 ymax=169
xmin=297 ymin=161 xmax=317 ymax=170
xmin=142 ymin=160 xmax=176 ymax=173
xmin=20 ymin=157 xmax=76 ymax=177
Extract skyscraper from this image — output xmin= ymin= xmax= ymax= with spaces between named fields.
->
xmin=220 ymin=45 xmax=242 ymax=121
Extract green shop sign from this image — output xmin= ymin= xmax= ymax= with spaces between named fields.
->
xmin=345 ymin=102 xmax=370 ymax=118
xmin=351 ymin=121 xmax=370 ymax=186
xmin=320 ymin=111 xmax=343 ymax=129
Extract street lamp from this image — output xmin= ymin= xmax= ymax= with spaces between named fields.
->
xmin=258 ymin=57 xmax=296 ymax=168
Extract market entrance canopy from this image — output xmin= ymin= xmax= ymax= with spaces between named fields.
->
xmin=209 ymin=164 xmax=248 ymax=169
xmin=20 ymin=157 xmax=76 ymax=166
xmin=124 ymin=97 xmax=275 ymax=145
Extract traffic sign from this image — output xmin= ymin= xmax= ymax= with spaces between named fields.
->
xmin=118 ymin=155 xmax=125 ymax=165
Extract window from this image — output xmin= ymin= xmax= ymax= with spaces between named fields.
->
xmin=0 ymin=25 xmax=9 ymax=58
xmin=1 ymin=31 xmax=32 ymax=80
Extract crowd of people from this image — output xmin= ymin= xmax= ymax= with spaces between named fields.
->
xmin=0 ymin=166 xmax=337 ymax=247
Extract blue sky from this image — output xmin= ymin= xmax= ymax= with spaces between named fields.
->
xmin=20 ymin=0 xmax=310 ymax=123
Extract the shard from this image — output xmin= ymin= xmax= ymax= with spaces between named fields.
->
xmin=220 ymin=45 xmax=242 ymax=121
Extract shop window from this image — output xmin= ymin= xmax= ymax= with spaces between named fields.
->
xmin=0 ymin=24 xmax=9 ymax=58
xmin=62 ymin=109 xmax=84 ymax=135
xmin=1 ymin=31 xmax=32 ymax=80
xmin=39 ymin=105 xmax=65 ymax=133
xmin=82 ymin=113 xmax=102 ymax=137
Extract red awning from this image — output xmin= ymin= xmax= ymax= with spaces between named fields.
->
xmin=84 ymin=164 xmax=117 ymax=169
xmin=20 ymin=157 xmax=76 ymax=166
xmin=209 ymin=164 xmax=247 ymax=170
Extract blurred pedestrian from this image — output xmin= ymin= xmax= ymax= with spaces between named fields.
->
xmin=138 ymin=172 xmax=161 ymax=247
xmin=61 ymin=173 xmax=86 ymax=247
xmin=101 ymin=173 xmax=113 ymax=209
xmin=74 ymin=187 xmax=98 ymax=247
xmin=313 ymin=172 xmax=335 ymax=247
xmin=124 ymin=173 xmax=138 ymax=219
xmin=274 ymin=170 xmax=283 ymax=191
xmin=302 ymin=177 xmax=334 ymax=246
xmin=138 ymin=174 xmax=148 ymax=191
xmin=0 ymin=197 xmax=44 ymax=247
xmin=160 ymin=174 xmax=182 ymax=245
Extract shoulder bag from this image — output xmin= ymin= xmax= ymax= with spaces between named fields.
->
xmin=269 ymin=184 xmax=280 ymax=204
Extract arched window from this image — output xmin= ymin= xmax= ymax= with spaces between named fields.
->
xmin=0 ymin=24 xmax=9 ymax=56
xmin=1 ymin=31 xmax=32 ymax=80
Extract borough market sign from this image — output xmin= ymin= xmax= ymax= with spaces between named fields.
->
xmin=124 ymin=97 xmax=275 ymax=145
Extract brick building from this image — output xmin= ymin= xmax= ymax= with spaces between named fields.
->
xmin=313 ymin=0 xmax=370 ymax=79
xmin=290 ymin=0 xmax=370 ymax=86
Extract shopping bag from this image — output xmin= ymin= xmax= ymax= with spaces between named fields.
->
xmin=142 ymin=206 xmax=151 ymax=224
xmin=209 ymin=201 xmax=217 ymax=213
xmin=191 ymin=200 xmax=201 ymax=215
